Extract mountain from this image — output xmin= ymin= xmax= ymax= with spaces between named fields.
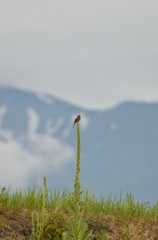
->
xmin=0 ymin=87 xmax=158 ymax=204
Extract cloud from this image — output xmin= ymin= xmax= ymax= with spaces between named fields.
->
xmin=35 ymin=92 xmax=54 ymax=105
xmin=0 ymin=107 xmax=75 ymax=190
xmin=0 ymin=106 xmax=13 ymax=140
xmin=45 ymin=118 xmax=65 ymax=136
xmin=0 ymin=106 xmax=7 ymax=124
xmin=80 ymin=112 xmax=90 ymax=130
xmin=0 ymin=1 xmax=158 ymax=109
xmin=26 ymin=108 xmax=74 ymax=168
xmin=0 ymin=138 xmax=38 ymax=189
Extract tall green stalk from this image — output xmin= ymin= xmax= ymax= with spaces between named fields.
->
xmin=62 ymin=122 xmax=92 ymax=240
xmin=31 ymin=176 xmax=48 ymax=240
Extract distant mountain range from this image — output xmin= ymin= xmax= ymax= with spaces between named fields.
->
xmin=0 ymin=87 xmax=158 ymax=204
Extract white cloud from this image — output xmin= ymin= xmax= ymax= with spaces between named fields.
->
xmin=27 ymin=108 xmax=39 ymax=139
xmin=0 ymin=106 xmax=7 ymax=124
xmin=0 ymin=1 xmax=158 ymax=109
xmin=0 ymin=107 xmax=75 ymax=190
xmin=80 ymin=112 xmax=90 ymax=130
xmin=62 ymin=127 xmax=71 ymax=139
xmin=36 ymin=92 xmax=54 ymax=105
xmin=0 ymin=106 xmax=13 ymax=140
xmin=45 ymin=117 xmax=65 ymax=136
xmin=26 ymin=108 xmax=74 ymax=168
xmin=0 ymin=139 xmax=37 ymax=189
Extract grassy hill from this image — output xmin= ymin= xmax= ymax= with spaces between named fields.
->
xmin=0 ymin=184 xmax=158 ymax=239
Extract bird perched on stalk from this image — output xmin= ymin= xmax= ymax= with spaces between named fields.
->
xmin=72 ymin=115 xmax=81 ymax=128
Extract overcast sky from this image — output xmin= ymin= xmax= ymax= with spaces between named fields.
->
xmin=0 ymin=0 xmax=158 ymax=110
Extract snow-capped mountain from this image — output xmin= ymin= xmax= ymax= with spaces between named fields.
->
xmin=0 ymin=87 xmax=158 ymax=204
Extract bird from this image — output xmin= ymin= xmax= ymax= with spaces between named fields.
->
xmin=72 ymin=115 xmax=81 ymax=128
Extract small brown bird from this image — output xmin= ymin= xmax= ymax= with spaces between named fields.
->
xmin=72 ymin=115 xmax=81 ymax=128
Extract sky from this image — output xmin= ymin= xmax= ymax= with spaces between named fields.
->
xmin=0 ymin=0 xmax=158 ymax=110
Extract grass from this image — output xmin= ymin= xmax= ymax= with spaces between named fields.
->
xmin=1 ymin=122 xmax=158 ymax=239
xmin=0 ymin=186 xmax=158 ymax=239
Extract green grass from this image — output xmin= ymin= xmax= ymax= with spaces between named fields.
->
xmin=0 ymin=185 xmax=158 ymax=239
xmin=1 ymin=186 xmax=158 ymax=218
